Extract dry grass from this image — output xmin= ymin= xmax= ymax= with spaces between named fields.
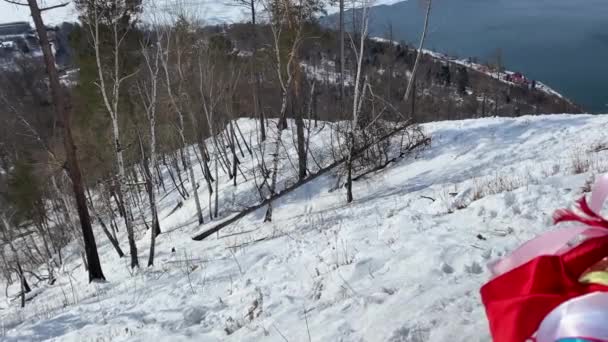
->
xmin=571 ymin=151 xmax=591 ymax=174
xmin=473 ymin=173 xmax=525 ymax=200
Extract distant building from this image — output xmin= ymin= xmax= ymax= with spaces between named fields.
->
xmin=0 ymin=21 xmax=33 ymax=36
xmin=0 ymin=21 xmax=37 ymax=54
xmin=0 ymin=21 xmax=57 ymax=58
xmin=506 ymin=72 xmax=529 ymax=86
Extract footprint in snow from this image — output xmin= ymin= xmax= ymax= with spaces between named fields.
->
xmin=388 ymin=325 xmax=430 ymax=342
xmin=465 ymin=261 xmax=484 ymax=275
xmin=441 ymin=263 xmax=455 ymax=274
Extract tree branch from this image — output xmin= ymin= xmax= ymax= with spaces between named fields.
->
xmin=40 ymin=2 xmax=69 ymax=12
xmin=2 ymin=0 xmax=28 ymax=6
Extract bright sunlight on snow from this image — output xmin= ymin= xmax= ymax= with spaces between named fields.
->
xmin=3 ymin=114 xmax=608 ymax=341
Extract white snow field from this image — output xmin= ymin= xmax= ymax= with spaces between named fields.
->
xmin=3 ymin=114 xmax=608 ymax=341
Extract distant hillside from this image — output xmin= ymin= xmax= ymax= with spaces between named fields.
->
xmin=323 ymin=0 xmax=608 ymax=112
xmin=222 ymin=22 xmax=581 ymax=124
xmin=0 ymin=19 xmax=581 ymax=123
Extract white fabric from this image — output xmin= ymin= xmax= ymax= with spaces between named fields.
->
xmin=537 ymin=292 xmax=608 ymax=342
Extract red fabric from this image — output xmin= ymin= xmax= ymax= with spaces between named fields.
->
xmin=554 ymin=196 xmax=608 ymax=228
xmin=481 ymin=235 xmax=608 ymax=342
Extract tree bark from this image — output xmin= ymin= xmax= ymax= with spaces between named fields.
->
xmin=214 ymin=157 xmax=219 ymax=218
xmin=250 ymin=0 xmax=266 ymax=141
xmin=142 ymin=146 xmax=161 ymax=266
xmin=227 ymin=120 xmax=239 ymax=187
xmin=0 ymin=215 xmax=32 ymax=299
xmin=346 ymin=4 xmax=370 ymax=204
xmin=26 ymin=0 xmax=105 ymax=281
xmin=402 ymin=0 xmax=432 ymax=103
xmin=339 ymin=0 xmax=345 ymax=113
xmin=186 ymin=146 xmax=204 ymax=225
xmin=89 ymin=9 xmax=138 ymax=269
xmin=85 ymin=186 xmax=125 ymax=258
xmin=172 ymin=152 xmax=189 ymax=197
xmin=295 ymin=100 xmax=307 ymax=180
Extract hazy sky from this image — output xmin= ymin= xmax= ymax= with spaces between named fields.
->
xmin=0 ymin=0 xmax=401 ymax=27
xmin=0 ymin=0 xmax=77 ymax=25
xmin=0 ymin=0 xmax=248 ymax=26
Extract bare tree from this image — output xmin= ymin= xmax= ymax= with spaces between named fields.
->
xmin=339 ymin=0 xmax=345 ymax=111
xmin=263 ymin=0 xmax=306 ymax=222
xmin=81 ymin=0 xmax=140 ymax=268
xmin=0 ymin=211 xmax=31 ymax=307
xmin=345 ymin=0 xmax=372 ymax=203
xmin=5 ymin=0 xmax=108 ymax=281
xmin=233 ymin=0 xmax=267 ymax=141
xmin=159 ymin=23 xmax=205 ymax=225
xmin=85 ymin=184 xmax=125 ymax=258
xmin=138 ymin=34 xmax=163 ymax=266
xmin=0 ymin=79 xmax=94 ymax=269
xmin=402 ymin=0 xmax=432 ymax=103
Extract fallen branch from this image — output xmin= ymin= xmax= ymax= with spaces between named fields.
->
xmin=165 ymin=201 xmax=183 ymax=218
xmin=192 ymin=121 xmax=420 ymax=241
xmin=163 ymin=258 xmax=208 ymax=264
xmin=227 ymin=236 xmax=272 ymax=250
xmin=352 ymin=137 xmax=430 ymax=182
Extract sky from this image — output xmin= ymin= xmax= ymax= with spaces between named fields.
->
xmin=0 ymin=0 xmax=77 ymax=25
xmin=0 ymin=0 xmax=249 ymax=26
xmin=0 ymin=0 xmax=405 ymax=28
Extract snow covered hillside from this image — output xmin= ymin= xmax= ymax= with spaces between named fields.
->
xmin=3 ymin=114 xmax=608 ymax=341
xmin=370 ymin=37 xmax=572 ymax=106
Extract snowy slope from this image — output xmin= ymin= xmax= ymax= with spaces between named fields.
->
xmin=3 ymin=114 xmax=608 ymax=341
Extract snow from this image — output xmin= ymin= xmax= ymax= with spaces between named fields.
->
xmin=3 ymin=113 xmax=608 ymax=341
xmin=301 ymin=59 xmax=355 ymax=86
xmin=0 ymin=41 xmax=15 ymax=49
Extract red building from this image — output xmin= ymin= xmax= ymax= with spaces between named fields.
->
xmin=510 ymin=72 xmax=528 ymax=85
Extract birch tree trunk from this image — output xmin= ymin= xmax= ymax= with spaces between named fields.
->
xmin=264 ymin=0 xmax=303 ymax=221
xmin=346 ymin=1 xmax=371 ymax=203
xmin=295 ymin=99 xmax=307 ymax=181
xmin=88 ymin=6 xmax=139 ymax=268
xmin=250 ymin=0 xmax=266 ymax=141
xmin=402 ymin=0 xmax=432 ymax=103
xmin=138 ymin=40 xmax=162 ymax=266
xmin=160 ymin=30 xmax=204 ymax=225
xmin=339 ymin=0 xmax=345 ymax=112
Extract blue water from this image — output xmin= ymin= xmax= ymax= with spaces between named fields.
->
xmin=364 ymin=0 xmax=608 ymax=112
